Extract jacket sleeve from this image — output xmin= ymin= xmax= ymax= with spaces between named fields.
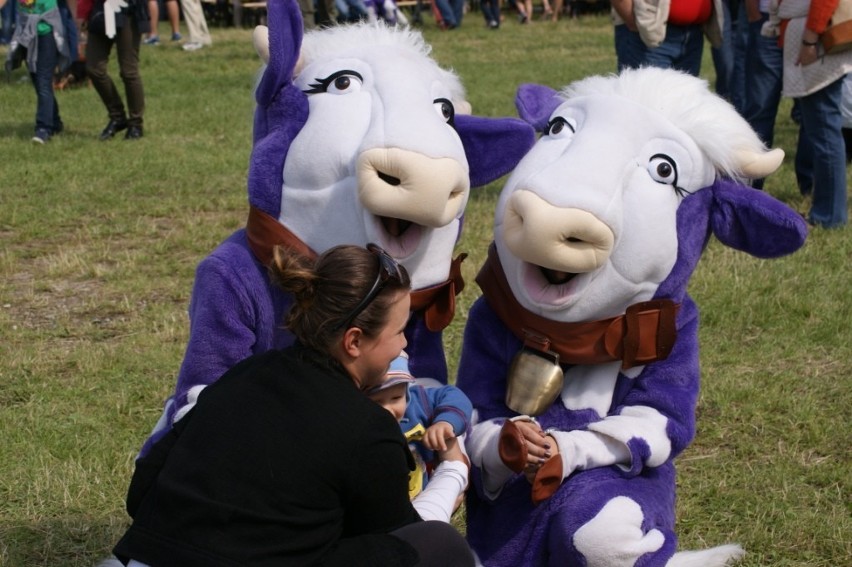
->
xmin=806 ymin=0 xmax=840 ymax=34
xmin=343 ymin=412 xmax=423 ymax=532
xmin=424 ymin=385 xmax=473 ymax=436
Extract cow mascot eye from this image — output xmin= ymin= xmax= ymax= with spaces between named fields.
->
xmin=647 ymin=153 xmax=692 ymax=198
xmin=305 ymin=70 xmax=364 ymax=95
xmin=433 ymin=98 xmax=455 ymax=126
xmin=544 ymin=116 xmax=576 ymax=139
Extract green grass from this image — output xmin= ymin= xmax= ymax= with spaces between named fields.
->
xmin=1 ymin=13 xmax=850 ymax=567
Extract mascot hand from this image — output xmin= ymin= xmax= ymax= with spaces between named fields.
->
xmin=498 ymin=417 xmax=552 ymax=474
xmin=531 ymin=453 xmax=563 ymax=504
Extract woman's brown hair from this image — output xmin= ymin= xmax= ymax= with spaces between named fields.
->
xmin=269 ymin=244 xmax=411 ymax=352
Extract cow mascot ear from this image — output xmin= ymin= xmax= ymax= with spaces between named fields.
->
xmin=248 ymin=0 xmax=310 ymax=218
xmin=254 ymin=0 xmax=303 ymax=107
xmin=708 ymin=179 xmax=808 ymax=259
xmin=515 ymin=83 xmax=562 ymax=132
xmin=453 ymin=114 xmax=536 ymax=188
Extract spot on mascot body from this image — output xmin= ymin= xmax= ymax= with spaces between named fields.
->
xmin=457 ymin=68 xmax=808 ymax=567
xmin=139 ymin=0 xmax=535 ymax=456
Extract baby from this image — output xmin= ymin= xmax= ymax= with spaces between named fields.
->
xmin=367 ymin=352 xmax=472 ymax=521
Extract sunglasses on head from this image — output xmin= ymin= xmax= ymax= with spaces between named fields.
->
xmin=332 ymin=243 xmax=405 ymax=332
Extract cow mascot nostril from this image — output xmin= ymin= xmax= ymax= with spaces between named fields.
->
xmin=136 ymin=0 xmax=536 ymax=460
xmin=457 ymin=67 xmax=808 ymax=567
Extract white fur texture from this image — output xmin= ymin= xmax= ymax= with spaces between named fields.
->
xmin=300 ymin=22 xmax=466 ymax=106
xmin=561 ymin=68 xmax=768 ymax=182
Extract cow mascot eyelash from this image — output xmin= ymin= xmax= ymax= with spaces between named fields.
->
xmin=138 ymin=0 xmax=535 ymax=456
xmin=456 ymin=67 xmax=808 ymax=567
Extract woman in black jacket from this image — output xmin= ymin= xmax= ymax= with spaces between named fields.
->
xmin=113 ymin=243 xmax=474 ymax=567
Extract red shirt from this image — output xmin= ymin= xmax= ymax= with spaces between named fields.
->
xmin=76 ymin=0 xmax=94 ymax=22
xmin=668 ymin=0 xmax=713 ymax=25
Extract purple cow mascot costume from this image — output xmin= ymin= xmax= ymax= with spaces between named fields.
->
xmin=457 ymin=68 xmax=808 ymax=566
xmin=140 ymin=0 xmax=534 ymax=455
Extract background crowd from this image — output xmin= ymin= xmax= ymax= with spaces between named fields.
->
xmin=3 ymin=0 xmax=848 ymax=227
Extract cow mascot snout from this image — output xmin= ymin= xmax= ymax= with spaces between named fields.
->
xmin=457 ymin=67 xmax=808 ymax=567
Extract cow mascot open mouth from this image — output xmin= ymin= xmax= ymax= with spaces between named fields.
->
xmin=457 ymin=67 xmax=808 ymax=567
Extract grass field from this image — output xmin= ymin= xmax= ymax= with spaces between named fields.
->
xmin=1 ymin=10 xmax=850 ymax=567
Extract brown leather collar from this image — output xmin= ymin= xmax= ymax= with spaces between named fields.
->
xmin=476 ymin=244 xmax=679 ymax=369
xmin=409 ymin=253 xmax=467 ymax=332
xmin=245 ymin=206 xmax=465 ymax=332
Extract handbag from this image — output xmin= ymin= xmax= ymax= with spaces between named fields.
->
xmin=823 ymin=0 xmax=852 ymax=53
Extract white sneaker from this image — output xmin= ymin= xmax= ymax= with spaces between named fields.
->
xmin=182 ymin=42 xmax=204 ymax=52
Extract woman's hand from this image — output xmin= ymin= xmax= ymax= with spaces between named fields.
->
xmin=504 ymin=420 xmax=550 ymax=483
xmin=436 ymin=435 xmax=464 ymax=463
xmin=523 ymin=433 xmax=559 ymax=484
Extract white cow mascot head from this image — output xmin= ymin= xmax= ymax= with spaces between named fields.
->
xmin=457 ymin=68 xmax=808 ymax=567
xmin=138 ymin=0 xmax=534 ymax=456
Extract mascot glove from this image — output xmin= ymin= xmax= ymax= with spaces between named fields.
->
xmin=497 ymin=416 xmax=541 ymax=473
xmin=530 ymin=429 xmax=631 ymax=505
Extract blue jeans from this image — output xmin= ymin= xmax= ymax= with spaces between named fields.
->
xmin=434 ymin=0 xmax=463 ymax=27
xmin=30 ymin=33 xmax=63 ymax=133
xmin=0 ymin=0 xmax=16 ymax=44
xmin=797 ymin=76 xmax=848 ymax=228
xmin=711 ymin=0 xmax=748 ymax=113
xmin=744 ymin=13 xmax=783 ymax=189
xmin=481 ymin=0 xmax=500 ymax=24
xmin=615 ymin=23 xmax=704 ymax=77
xmin=335 ymin=0 xmax=368 ymax=21
xmin=744 ymin=14 xmax=782 ymax=146
xmin=59 ymin=0 xmax=78 ymax=63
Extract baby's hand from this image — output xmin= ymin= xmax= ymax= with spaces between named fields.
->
xmin=423 ymin=421 xmax=455 ymax=452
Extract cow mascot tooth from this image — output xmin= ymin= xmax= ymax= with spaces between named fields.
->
xmin=457 ymin=67 xmax=808 ymax=567
xmin=139 ymin=0 xmax=535 ymax=456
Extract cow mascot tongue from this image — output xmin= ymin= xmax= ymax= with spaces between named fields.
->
xmin=139 ymin=0 xmax=535 ymax=456
xmin=457 ymin=68 xmax=808 ymax=567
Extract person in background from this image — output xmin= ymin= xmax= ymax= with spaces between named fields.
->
xmin=78 ymin=0 xmax=149 ymax=140
xmin=142 ymin=0 xmax=180 ymax=45
xmin=841 ymin=73 xmax=852 ymax=162
xmin=112 ymin=244 xmax=476 ymax=567
xmin=711 ymin=0 xmax=748 ymax=111
xmin=742 ymin=0 xmax=784 ymax=189
xmin=177 ymin=0 xmax=208 ymax=51
xmin=778 ymin=0 xmax=851 ymax=227
xmin=433 ymin=0 xmax=463 ymax=28
xmin=480 ymin=0 xmax=501 ymax=28
xmin=610 ymin=0 xmax=723 ymax=76
xmin=336 ymin=0 xmax=369 ymax=22
xmin=1 ymin=0 xmax=17 ymax=45
xmin=10 ymin=0 xmax=70 ymax=143
xmin=367 ymin=351 xmax=471 ymax=522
